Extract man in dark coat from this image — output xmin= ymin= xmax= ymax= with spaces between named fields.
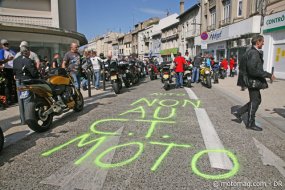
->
xmin=233 ymin=35 xmax=275 ymax=131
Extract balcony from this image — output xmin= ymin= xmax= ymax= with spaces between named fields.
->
xmin=161 ymin=33 xmax=179 ymax=42
xmin=207 ymin=24 xmax=216 ymax=31
xmin=185 ymin=30 xmax=200 ymax=39
xmin=219 ymin=18 xmax=231 ymax=27
xmin=209 ymin=0 xmax=216 ymax=9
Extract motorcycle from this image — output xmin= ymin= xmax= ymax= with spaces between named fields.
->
xmin=183 ymin=64 xmax=193 ymax=88
xmin=200 ymin=64 xmax=212 ymax=88
xmin=148 ymin=63 xmax=158 ymax=80
xmin=0 ymin=127 xmax=4 ymax=152
xmin=212 ymin=62 xmax=220 ymax=84
xmin=129 ymin=61 xmax=140 ymax=85
xmin=17 ymin=67 xmax=84 ymax=132
xmin=219 ymin=67 xmax=227 ymax=79
xmin=118 ymin=61 xmax=132 ymax=88
xmin=109 ymin=61 xmax=123 ymax=94
xmin=161 ymin=64 xmax=173 ymax=91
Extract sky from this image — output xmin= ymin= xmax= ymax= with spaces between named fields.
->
xmin=77 ymin=0 xmax=198 ymax=41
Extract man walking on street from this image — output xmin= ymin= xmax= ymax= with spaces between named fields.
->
xmin=233 ymin=35 xmax=276 ymax=131
xmin=192 ymin=53 xmax=202 ymax=83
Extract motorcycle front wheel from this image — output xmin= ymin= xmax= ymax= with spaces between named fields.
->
xmin=73 ymin=91 xmax=84 ymax=112
xmin=206 ymin=75 xmax=212 ymax=88
xmin=112 ymin=82 xmax=120 ymax=94
xmin=25 ymin=98 xmax=53 ymax=132
xmin=0 ymin=127 xmax=4 ymax=152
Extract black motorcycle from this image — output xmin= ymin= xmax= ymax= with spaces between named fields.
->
xmin=183 ymin=64 xmax=193 ymax=88
xmin=0 ymin=127 xmax=4 ymax=152
xmin=129 ymin=61 xmax=140 ymax=85
xmin=109 ymin=61 xmax=123 ymax=94
xmin=118 ymin=61 xmax=132 ymax=88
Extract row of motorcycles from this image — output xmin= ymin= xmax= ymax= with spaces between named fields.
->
xmin=147 ymin=60 xmax=229 ymax=90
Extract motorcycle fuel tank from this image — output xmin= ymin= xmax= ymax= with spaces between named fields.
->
xmin=49 ymin=76 xmax=70 ymax=85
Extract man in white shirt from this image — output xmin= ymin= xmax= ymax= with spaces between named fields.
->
xmin=90 ymin=51 xmax=107 ymax=90
xmin=15 ymin=41 xmax=41 ymax=69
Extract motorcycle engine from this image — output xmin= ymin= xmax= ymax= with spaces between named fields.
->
xmin=62 ymin=86 xmax=73 ymax=103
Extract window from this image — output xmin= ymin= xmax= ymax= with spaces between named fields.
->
xmin=210 ymin=8 xmax=216 ymax=27
xmin=237 ymin=0 xmax=242 ymax=16
xmin=223 ymin=0 xmax=231 ymax=20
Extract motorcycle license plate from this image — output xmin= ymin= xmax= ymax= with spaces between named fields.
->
xmin=20 ymin=91 xmax=29 ymax=99
xmin=111 ymin=75 xmax=117 ymax=80
xmin=187 ymin=76 xmax=192 ymax=80
xmin=163 ymin=74 xmax=169 ymax=79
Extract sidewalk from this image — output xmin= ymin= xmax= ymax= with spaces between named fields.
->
xmin=0 ymin=86 xmax=111 ymax=134
xmin=214 ymin=76 xmax=285 ymax=132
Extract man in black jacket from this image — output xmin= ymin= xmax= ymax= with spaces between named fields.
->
xmin=234 ymin=35 xmax=275 ymax=131
xmin=13 ymin=46 xmax=39 ymax=124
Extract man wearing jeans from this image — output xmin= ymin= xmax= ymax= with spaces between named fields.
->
xmin=174 ymin=52 xmax=186 ymax=88
xmin=192 ymin=53 xmax=203 ymax=83
xmin=62 ymin=43 xmax=82 ymax=90
xmin=90 ymin=51 xmax=107 ymax=90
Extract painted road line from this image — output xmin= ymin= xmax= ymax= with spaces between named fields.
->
xmin=185 ymin=88 xmax=233 ymax=170
xmin=41 ymin=127 xmax=124 ymax=190
xmin=185 ymin=87 xmax=198 ymax=100
xmin=253 ymin=138 xmax=285 ymax=178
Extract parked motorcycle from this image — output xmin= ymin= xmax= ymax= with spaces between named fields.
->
xmin=118 ymin=61 xmax=131 ymax=88
xmin=212 ymin=62 xmax=220 ymax=84
xmin=0 ymin=127 xmax=4 ymax=152
xmin=200 ymin=64 xmax=212 ymax=88
xmin=129 ymin=61 xmax=140 ymax=85
xmin=109 ymin=61 xmax=123 ymax=94
xmin=161 ymin=64 xmax=173 ymax=90
xmin=18 ymin=67 xmax=84 ymax=132
xmin=148 ymin=63 xmax=158 ymax=80
xmin=183 ymin=64 xmax=193 ymax=88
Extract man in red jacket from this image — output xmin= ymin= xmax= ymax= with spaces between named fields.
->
xmin=229 ymin=56 xmax=235 ymax=77
xmin=174 ymin=52 xmax=186 ymax=88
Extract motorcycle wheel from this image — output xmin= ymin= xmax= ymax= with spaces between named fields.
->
xmin=112 ymin=82 xmax=120 ymax=94
xmin=163 ymin=81 xmax=170 ymax=91
xmin=206 ymin=75 xmax=212 ymax=88
xmin=187 ymin=80 xmax=192 ymax=88
xmin=73 ymin=91 xmax=84 ymax=112
xmin=25 ymin=98 xmax=53 ymax=132
xmin=150 ymin=73 xmax=155 ymax=80
xmin=0 ymin=127 xmax=4 ymax=152
xmin=124 ymin=81 xmax=130 ymax=88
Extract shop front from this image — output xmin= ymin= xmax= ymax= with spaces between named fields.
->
xmin=263 ymin=10 xmax=285 ymax=79
xmin=160 ymin=48 xmax=179 ymax=61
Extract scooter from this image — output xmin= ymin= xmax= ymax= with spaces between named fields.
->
xmin=161 ymin=64 xmax=173 ymax=90
xmin=183 ymin=64 xmax=193 ymax=88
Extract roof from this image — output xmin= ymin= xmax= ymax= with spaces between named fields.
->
xmin=177 ymin=3 xmax=200 ymax=19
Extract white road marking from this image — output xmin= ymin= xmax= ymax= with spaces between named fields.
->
xmin=253 ymin=138 xmax=285 ymax=178
xmin=41 ymin=127 xmax=124 ymax=190
xmin=185 ymin=88 xmax=233 ymax=170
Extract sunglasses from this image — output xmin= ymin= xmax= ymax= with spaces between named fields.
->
xmin=3 ymin=43 xmax=9 ymax=46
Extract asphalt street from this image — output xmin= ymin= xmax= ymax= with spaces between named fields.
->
xmin=0 ymin=78 xmax=284 ymax=190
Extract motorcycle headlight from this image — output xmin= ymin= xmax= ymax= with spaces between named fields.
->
xmin=205 ymin=70 xmax=210 ymax=74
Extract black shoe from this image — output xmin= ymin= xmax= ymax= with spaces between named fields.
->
xmin=180 ymin=86 xmax=184 ymax=88
xmin=246 ymin=122 xmax=263 ymax=131
xmin=232 ymin=112 xmax=242 ymax=123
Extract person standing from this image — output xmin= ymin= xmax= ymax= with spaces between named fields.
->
xmin=90 ymin=51 xmax=107 ymax=90
xmin=233 ymin=35 xmax=276 ymax=131
xmin=15 ymin=41 xmax=41 ymax=69
xmin=62 ymin=43 xmax=82 ymax=90
xmin=52 ymin=53 xmax=61 ymax=68
xmin=192 ymin=53 xmax=203 ymax=83
xmin=174 ymin=52 xmax=186 ymax=88
xmin=13 ymin=46 xmax=40 ymax=124
xmin=0 ymin=39 xmax=16 ymax=105
xmin=229 ymin=56 xmax=235 ymax=77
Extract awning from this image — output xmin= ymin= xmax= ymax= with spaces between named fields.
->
xmin=160 ymin=48 xmax=178 ymax=56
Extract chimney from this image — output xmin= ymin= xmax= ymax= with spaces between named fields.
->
xmin=180 ymin=0 xmax=185 ymax=14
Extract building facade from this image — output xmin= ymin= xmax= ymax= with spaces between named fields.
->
xmin=177 ymin=3 xmax=201 ymax=58
xmin=0 ymin=0 xmax=86 ymax=60
xmin=263 ymin=0 xmax=285 ymax=79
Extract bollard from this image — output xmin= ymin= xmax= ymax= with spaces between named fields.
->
xmin=270 ymin=66 xmax=274 ymax=84
xmin=87 ymin=70 xmax=91 ymax=97
xmin=102 ymin=63 xmax=106 ymax=91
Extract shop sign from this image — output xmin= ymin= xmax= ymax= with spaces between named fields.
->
xmin=264 ymin=10 xmax=285 ymax=33
xmin=201 ymin=41 xmax=207 ymax=50
xmin=160 ymin=48 xmax=179 ymax=56
xmin=207 ymin=26 xmax=229 ymax=43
